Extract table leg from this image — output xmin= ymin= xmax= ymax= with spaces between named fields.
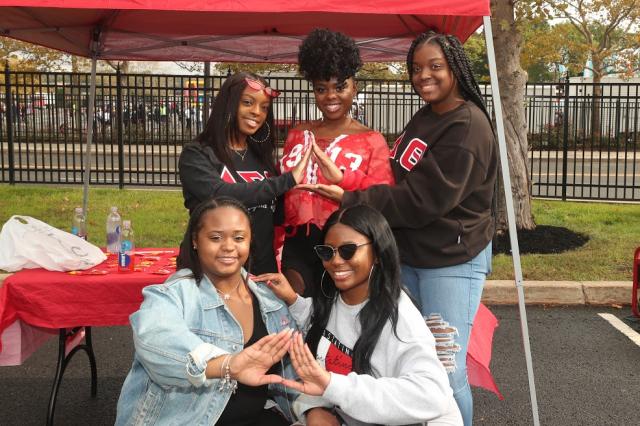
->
xmin=46 ymin=327 xmax=98 ymax=426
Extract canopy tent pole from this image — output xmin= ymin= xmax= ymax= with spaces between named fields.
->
xmin=81 ymin=56 xmax=97 ymax=217
xmin=81 ymin=28 xmax=101 ymax=217
xmin=482 ymin=16 xmax=540 ymax=425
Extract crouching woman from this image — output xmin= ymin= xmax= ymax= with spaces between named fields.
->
xmin=256 ymin=205 xmax=462 ymax=425
xmin=116 ymin=197 xmax=298 ymax=425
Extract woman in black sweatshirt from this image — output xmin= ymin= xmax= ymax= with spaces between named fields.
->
xmin=179 ymin=72 xmax=310 ymax=275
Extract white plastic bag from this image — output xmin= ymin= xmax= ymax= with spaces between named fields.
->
xmin=0 ymin=215 xmax=107 ymax=272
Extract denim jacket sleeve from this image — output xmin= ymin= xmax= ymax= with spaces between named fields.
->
xmin=130 ymin=283 xmax=226 ymax=388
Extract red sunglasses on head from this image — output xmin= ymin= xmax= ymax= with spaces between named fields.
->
xmin=245 ymin=77 xmax=281 ymax=98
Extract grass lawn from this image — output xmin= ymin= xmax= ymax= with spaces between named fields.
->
xmin=1 ymin=184 xmax=638 ymax=281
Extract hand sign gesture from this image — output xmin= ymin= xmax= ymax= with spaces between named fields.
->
xmin=311 ymin=141 xmax=344 ymax=185
xmin=281 ymin=332 xmax=331 ymax=396
xmin=230 ymin=328 xmax=293 ymax=386
xmin=296 ymin=183 xmax=345 ymax=203
xmin=290 ymin=142 xmax=313 ymax=184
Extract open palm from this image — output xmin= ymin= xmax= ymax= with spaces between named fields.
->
xmin=231 ymin=328 xmax=292 ymax=386
xmin=296 ymin=183 xmax=344 ymax=202
xmin=312 ymin=141 xmax=344 ymax=184
xmin=280 ymin=332 xmax=331 ymax=396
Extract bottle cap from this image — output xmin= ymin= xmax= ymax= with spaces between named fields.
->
xmin=123 ymin=220 xmax=131 ymax=228
xmin=75 ymin=207 xmax=83 ymax=214
xmin=110 ymin=206 xmax=118 ymax=213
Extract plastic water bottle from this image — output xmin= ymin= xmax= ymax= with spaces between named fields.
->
xmin=71 ymin=207 xmax=87 ymax=240
xmin=106 ymin=206 xmax=122 ymax=254
xmin=118 ymin=220 xmax=135 ymax=272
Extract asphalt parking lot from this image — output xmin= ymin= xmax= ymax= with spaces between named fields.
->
xmin=1 ymin=305 xmax=639 ymax=425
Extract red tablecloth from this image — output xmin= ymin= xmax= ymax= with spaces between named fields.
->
xmin=0 ymin=248 xmax=178 ymax=352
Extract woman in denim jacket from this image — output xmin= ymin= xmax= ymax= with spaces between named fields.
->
xmin=116 ymin=197 xmax=299 ymax=425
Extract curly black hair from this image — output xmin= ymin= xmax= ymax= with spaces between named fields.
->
xmin=298 ymin=28 xmax=363 ymax=82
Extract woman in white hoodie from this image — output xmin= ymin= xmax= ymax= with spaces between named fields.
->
xmin=255 ymin=204 xmax=461 ymax=426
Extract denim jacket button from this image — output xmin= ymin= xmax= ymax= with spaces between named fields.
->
xmin=232 ymin=345 xmax=238 ymax=350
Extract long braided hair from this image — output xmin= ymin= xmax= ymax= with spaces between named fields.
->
xmin=406 ymin=31 xmax=492 ymax=125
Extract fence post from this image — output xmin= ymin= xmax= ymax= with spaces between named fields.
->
xmin=116 ymin=66 xmax=124 ymax=188
xmin=4 ymin=62 xmax=15 ymax=185
xmin=561 ymin=76 xmax=570 ymax=201
xmin=203 ymin=61 xmax=211 ymax=123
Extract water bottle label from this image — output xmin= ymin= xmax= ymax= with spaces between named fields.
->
xmin=107 ymin=232 xmax=120 ymax=245
xmin=121 ymin=240 xmax=133 ymax=251
xmin=71 ymin=226 xmax=79 ymax=236
xmin=119 ymin=252 xmax=132 ymax=268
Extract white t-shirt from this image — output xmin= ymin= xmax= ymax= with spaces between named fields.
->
xmin=289 ymin=291 xmax=462 ymax=426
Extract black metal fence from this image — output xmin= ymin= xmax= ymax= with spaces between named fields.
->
xmin=1 ymin=69 xmax=639 ymax=201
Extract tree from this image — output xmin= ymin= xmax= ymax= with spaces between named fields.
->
xmin=520 ymin=21 xmax=569 ymax=81
xmin=174 ymin=61 xmax=406 ymax=80
xmin=358 ymin=63 xmax=406 ymax=79
xmin=213 ymin=62 xmax=297 ymax=76
xmin=539 ymin=0 xmax=640 ymax=135
xmin=490 ymin=0 xmax=537 ymax=232
xmin=464 ymin=34 xmax=490 ymax=82
xmin=0 ymin=37 xmax=67 ymax=71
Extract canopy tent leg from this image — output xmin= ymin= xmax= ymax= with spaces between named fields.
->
xmin=81 ymin=57 xmax=97 ymax=217
xmin=482 ymin=15 xmax=541 ymax=426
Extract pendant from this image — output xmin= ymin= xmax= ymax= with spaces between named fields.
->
xmin=223 ymin=294 xmax=231 ymax=301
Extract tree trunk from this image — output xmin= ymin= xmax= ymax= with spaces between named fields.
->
xmin=490 ymin=0 xmax=536 ymax=233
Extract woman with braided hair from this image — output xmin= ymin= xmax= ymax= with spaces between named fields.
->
xmin=300 ymin=30 xmax=497 ymax=425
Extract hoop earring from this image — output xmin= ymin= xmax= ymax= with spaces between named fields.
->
xmin=320 ymin=270 xmax=332 ymax=299
xmin=248 ymin=121 xmax=270 ymax=144
xmin=368 ymin=264 xmax=375 ymax=284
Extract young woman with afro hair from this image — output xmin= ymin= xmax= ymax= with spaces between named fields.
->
xmin=279 ymin=28 xmax=394 ymax=297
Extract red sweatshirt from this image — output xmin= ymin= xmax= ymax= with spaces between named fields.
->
xmin=280 ymin=129 xmax=395 ymax=229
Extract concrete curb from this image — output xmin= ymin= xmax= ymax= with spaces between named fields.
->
xmin=0 ymin=273 xmax=633 ymax=305
xmin=483 ymin=280 xmax=633 ymax=306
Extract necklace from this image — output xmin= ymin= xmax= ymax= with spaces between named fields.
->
xmin=232 ymin=148 xmax=247 ymax=161
xmin=215 ymin=278 xmax=243 ymax=301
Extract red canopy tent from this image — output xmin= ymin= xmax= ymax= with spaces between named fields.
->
xmin=0 ymin=1 xmax=540 ymax=424
xmin=0 ymin=1 xmax=486 ymax=62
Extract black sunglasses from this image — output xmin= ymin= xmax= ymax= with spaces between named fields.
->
xmin=314 ymin=242 xmax=372 ymax=262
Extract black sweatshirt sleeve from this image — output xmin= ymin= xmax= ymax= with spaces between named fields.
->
xmin=179 ymin=143 xmax=296 ymax=210
xmin=343 ymin=121 xmax=491 ymax=229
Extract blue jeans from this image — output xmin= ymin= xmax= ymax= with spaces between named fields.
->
xmin=401 ymin=243 xmax=492 ymax=426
